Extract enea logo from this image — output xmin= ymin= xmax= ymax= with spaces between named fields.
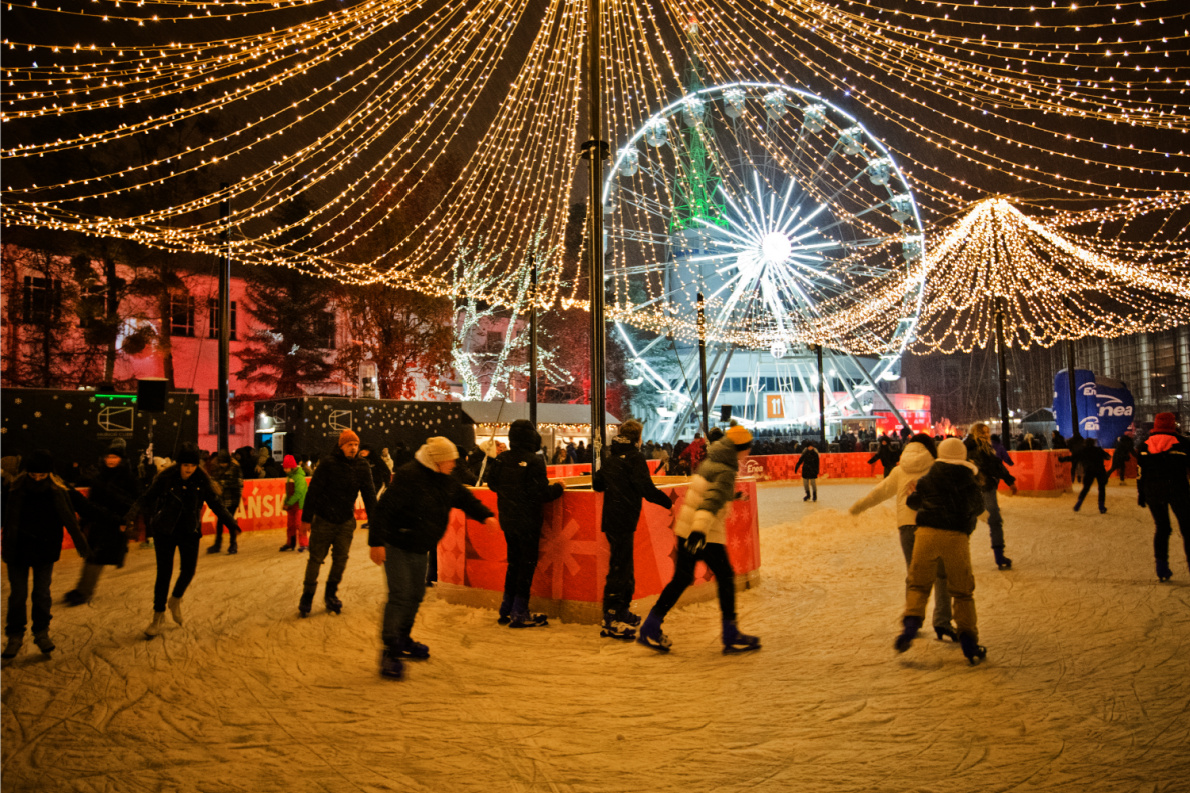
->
xmin=1080 ymin=382 xmax=1097 ymax=397
xmin=1098 ymin=395 xmax=1134 ymax=418
xmin=742 ymin=459 xmax=765 ymax=479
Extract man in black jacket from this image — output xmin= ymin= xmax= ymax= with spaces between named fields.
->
xmin=298 ymin=429 xmax=378 ymax=617
xmin=795 ymin=440 xmax=820 ymax=501
xmin=1137 ymin=413 xmax=1190 ymax=582
xmin=592 ymin=419 xmax=672 ymax=639
xmin=369 ymin=436 xmax=497 ymax=679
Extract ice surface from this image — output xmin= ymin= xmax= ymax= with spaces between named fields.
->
xmin=3 ymin=481 xmax=1188 ymax=792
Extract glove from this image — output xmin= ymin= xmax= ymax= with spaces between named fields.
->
xmin=683 ymin=531 xmax=707 ymax=554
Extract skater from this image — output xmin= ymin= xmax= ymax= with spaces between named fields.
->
xmin=65 ymin=441 xmax=141 ymax=606
xmin=1136 ymin=413 xmax=1190 ymax=583
xmin=487 ymin=420 xmax=566 ymax=628
xmin=207 ymin=449 xmax=243 ymax=555
xmin=637 ymin=425 xmax=760 ymax=655
xmin=279 ymin=455 xmax=308 ymax=552
xmin=850 ymin=434 xmax=958 ymax=642
xmin=123 ymin=443 xmax=240 ymax=638
xmin=298 ymin=429 xmax=378 ymax=617
xmin=368 ymin=437 xmax=498 ymax=679
xmin=868 ymin=436 xmax=899 ymax=478
xmin=895 ymin=437 xmax=988 ymax=665
xmin=1110 ymin=434 xmax=1135 ymax=484
xmin=1 ymin=450 xmax=90 ymax=659
xmin=592 ymin=419 xmax=672 ymax=639
xmin=795 ymin=440 xmax=820 ymax=501
xmin=1060 ymin=438 xmax=1110 ymax=514
xmin=964 ymin=422 xmax=1018 ymax=569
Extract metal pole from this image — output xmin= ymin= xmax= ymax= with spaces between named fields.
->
xmin=817 ymin=344 xmax=826 ymax=447
xmin=584 ymin=0 xmax=608 ymax=470
xmin=218 ymin=185 xmax=231 ymax=453
xmin=1066 ymin=338 xmax=1080 ymax=439
xmin=698 ymin=292 xmax=708 ymax=434
xmin=996 ymin=298 xmax=1011 ymax=441
xmin=529 ymin=252 xmax=538 ymax=428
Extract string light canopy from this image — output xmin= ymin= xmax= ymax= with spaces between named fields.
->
xmin=1 ymin=0 xmax=1187 ymax=313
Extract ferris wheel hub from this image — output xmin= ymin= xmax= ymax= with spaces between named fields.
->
xmin=761 ymin=232 xmax=792 ymax=266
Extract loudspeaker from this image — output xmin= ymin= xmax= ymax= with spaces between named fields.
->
xmin=720 ymin=404 xmax=733 ymax=422
xmin=137 ymin=378 xmax=169 ymax=412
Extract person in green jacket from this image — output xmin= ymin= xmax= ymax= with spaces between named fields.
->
xmin=280 ymin=455 xmax=309 ymax=552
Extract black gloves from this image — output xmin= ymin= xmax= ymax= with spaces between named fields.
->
xmin=684 ymin=531 xmax=707 ymax=554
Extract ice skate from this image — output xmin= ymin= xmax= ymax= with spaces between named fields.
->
xmin=379 ymin=648 xmax=405 ymax=680
xmin=167 ymin=596 xmax=184 ymax=626
xmin=600 ymin=614 xmax=636 ymax=640
xmin=2 ymin=636 xmax=23 ymax=660
xmin=993 ymin=547 xmax=1013 ymax=570
xmin=279 ymin=541 xmax=295 ymax=552
xmin=64 ymin=589 xmax=89 ymax=607
xmin=934 ymin=623 xmax=959 ymax=642
xmin=613 ymin=608 xmax=642 ymax=628
xmin=324 ymin=594 xmax=343 ymax=614
xmin=1157 ymin=562 xmax=1173 ymax=583
xmin=722 ymin=620 xmax=761 ymax=654
xmin=959 ymin=631 xmax=987 ymax=665
xmin=32 ymin=632 xmax=55 ymax=655
xmin=144 ymin=612 xmax=166 ymax=638
xmin=298 ymin=591 xmax=314 ymax=617
xmin=227 ymin=542 xmax=238 ymax=555
xmin=508 ymin=610 xmax=548 ymax=628
xmin=297 ymin=545 xmax=308 ymax=553
xmin=395 ymin=637 xmax=430 ymax=659
xmin=1098 ymin=505 xmax=1107 ymax=514
xmin=894 ymin=615 xmax=922 ymax=653
xmin=206 ymin=541 xmax=222 ymax=555
xmin=803 ymin=494 xmax=810 ymax=502
xmin=636 ymin=613 xmax=672 ymax=653
xmin=1072 ymin=498 xmax=1083 ymax=512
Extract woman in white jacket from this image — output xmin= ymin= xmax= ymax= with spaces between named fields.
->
xmin=849 ymin=434 xmax=957 ymax=641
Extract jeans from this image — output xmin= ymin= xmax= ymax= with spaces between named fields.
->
xmin=803 ymin=478 xmax=817 ymax=499
xmin=898 ymin=525 xmax=952 ymax=627
xmin=382 ymin=545 xmax=428 ymax=648
xmin=303 ymin=517 xmax=356 ymax=596
xmin=5 ymin=562 xmax=54 ymax=637
xmin=1149 ymin=492 xmax=1190 ymax=569
xmin=602 ymin=530 xmax=636 ymax=615
xmin=652 ymin=542 xmax=736 ymax=624
xmin=502 ymin=525 xmax=543 ymax=604
xmin=213 ymin=492 xmax=241 ymax=543
xmin=904 ymin=527 xmax=977 ymax=640
xmin=982 ymin=488 xmax=1006 ymax=549
xmin=153 ymin=532 xmax=201 ymax=612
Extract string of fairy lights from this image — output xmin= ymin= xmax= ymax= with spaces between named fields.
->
xmin=1 ymin=0 xmax=1187 ymax=351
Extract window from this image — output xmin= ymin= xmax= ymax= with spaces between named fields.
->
xmin=207 ymin=389 xmax=236 ymax=434
xmin=206 ymin=299 xmax=238 ymax=341
xmin=78 ymin=283 xmax=106 ymax=331
xmin=170 ymin=294 xmax=196 ymax=337
xmin=312 ymin=310 xmax=336 ymax=350
xmin=20 ymin=276 xmax=63 ymax=325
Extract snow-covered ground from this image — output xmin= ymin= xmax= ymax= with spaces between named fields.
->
xmin=3 ymin=480 xmax=1188 ymax=793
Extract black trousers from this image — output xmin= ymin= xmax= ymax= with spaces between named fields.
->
xmin=602 ymin=530 xmax=635 ymax=615
xmin=502 ymin=525 xmax=543 ymax=604
xmin=153 ymin=532 xmax=201 ymax=612
xmin=653 ymin=542 xmax=736 ymax=624
xmin=5 ymin=562 xmax=54 ymax=637
xmin=1149 ymin=492 xmax=1190 ymax=568
xmin=1076 ymin=470 xmax=1109 ymax=509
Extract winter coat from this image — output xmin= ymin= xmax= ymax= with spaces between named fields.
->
xmin=868 ymin=442 xmax=899 ymax=473
xmin=486 ymin=422 xmax=564 ymax=538
xmin=1137 ymin=432 xmax=1190 ymax=503
xmin=1050 ymin=432 xmax=1068 ymax=450
xmin=210 ymin=459 xmax=244 ymax=509
xmin=678 ymin=437 xmax=708 ymax=474
xmin=284 ymin=467 xmax=308 ymax=510
xmin=849 ymin=442 xmax=935 ymax=528
xmin=85 ymin=462 xmax=141 ymax=567
xmin=592 ymin=436 xmax=672 ymax=535
xmin=369 ymin=454 xmax=494 ymax=553
xmin=360 ymin=448 xmax=390 ymax=491
xmin=964 ymin=439 xmax=1017 ymax=491
xmin=906 ymin=460 xmax=985 ymax=535
xmin=1 ymin=475 xmax=89 ymax=565
xmin=301 ymin=447 xmax=378 ymax=525
xmin=794 ymin=446 xmax=820 ymax=479
xmin=1111 ymin=437 xmax=1135 ymax=470
xmin=1059 ymin=445 xmax=1110 ymax=474
xmin=126 ymin=466 xmax=237 ymax=539
xmin=672 ymin=438 xmax=741 ymax=545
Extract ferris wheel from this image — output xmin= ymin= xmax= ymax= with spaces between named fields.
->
xmin=603 ymin=80 xmax=926 ymax=439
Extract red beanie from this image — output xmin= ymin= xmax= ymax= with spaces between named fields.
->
xmin=283 ymin=454 xmax=298 ymax=469
xmin=338 ymin=429 xmax=360 ymax=447
xmin=1153 ymin=413 xmax=1178 ymax=433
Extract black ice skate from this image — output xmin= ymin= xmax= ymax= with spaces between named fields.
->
xmin=993 ymin=547 xmax=1013 ymax=570
xmin=600 ymin=615 xmax=636 ymax=641
xmin=324 ymin=594 xmax=343 ymax=614
xmin=2 ymin=636 xmax=22 ymax=660
xmin=279 ymin=541 xmax=295 ymax=552
xmin=298 ymin=591 xmax=314 ymax=617
xmin=636 ymin=613 xmax=672 ymax=653
xmin=934 ymin=623 xmax=959 ymax=642
xmin=959 ymin=631 xmax=987 ymax=665
xmin=32 ymin=632 xmax=55 ymax=655
xmin=894 ymin=615 xmax=922 ymax=653
xmin=395 ymin=637 xmax=430 ymax=659
xmin=613 ymin=608 xmax=642 ymax=628
xmin=721 ymin=620 xmax=761 ymax=654
xmin=508 ymin=611 xmax=548 ymax=628
xmin=380 ymin=649 xmax=405 ymax=680
xmin=1157 ymin=562 xmax=1173 ymax=583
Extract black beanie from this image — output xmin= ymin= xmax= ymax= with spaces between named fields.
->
xmin=26 ymin=449 xmax=54 ymax=474
xmin=175 ymin=443 xmax=201 ymax=465
xmin=105 ymin=439 xmax=128 ymax=459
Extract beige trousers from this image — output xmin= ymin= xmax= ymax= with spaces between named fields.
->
xmin=904 ymin=527 xmax=977 ymax=639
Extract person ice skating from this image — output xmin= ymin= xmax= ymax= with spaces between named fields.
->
xmin=279 ymin=455 xmax=308 ymax=552
xmin=65 ymin=441 xmax=140 ymax=606
xmin=964 ymin=422 xmax=1018 ymax=569
xmin=1 ymin=450 xmax=90 ymax=660
xmin=1060 ymin=438 xmax=1111 ymax=514
xmin=368 ymin=437 xmax=498 ymax=679
xmin=207 ymin=449 xmax=244 ymax=555
xmin=1136 ymin=413 xmax=1190 ymax=583
xmin=592 ymin=420 xmax=673 ymax=639
xmin=795 ymin=441 xmax=820 ymax=501
xmin=297 ymin=429 xmax=378 ymax=616
xmin=850 ymin=434 xmax=958 ymax=642
xmin=868 ymin=436 xmax=899 ymax=478
xmin=1110 ymin=434 xmax=1135 ymax=485
xmin=487 ymin=420 xmax=566 ymax=628
xmin=123 ymin=443 xmax=239 ymax=638
xmin=637 ymin=425 xmax=761 ymax=655
xmin=896 ymin=437 xmax=988 ymax=665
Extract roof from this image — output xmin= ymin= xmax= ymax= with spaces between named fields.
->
xmin=459 ymin=401 xmax=620 ymax=426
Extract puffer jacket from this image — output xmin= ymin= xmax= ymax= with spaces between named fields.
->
xmin=906 ymin=460 xmax=985 ymax=535
xmin=965 ymin=438 xmax=1017 ymax=491
xmin=592 ymin=435 xmax=672 ymax=534
xmin=125 ymin=466 xmax=237 ymax=538
xmin=2 ymin=475 xmax=89 ymax=565
xmin=794 ymin=446 xmax=820 ymax=478
xmin=849 ymin=441 xmax=936 ymax=527
xmin=369 ymin=450 xmax=494 ymax=553
xmin=672 ymin=438 xmax=741 ymax=545
xmin=486 ymin=420 xmax=563 ymax=537
xmin=1137 ymin=432 xmax=1190 ymax=501
xmin=284 ymin=466 xmax=308 ymax=510
xmin=301 ymin=446 xmax=378 ymax=525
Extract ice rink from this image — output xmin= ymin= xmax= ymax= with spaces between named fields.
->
xmin=3 ymin=479 xmax=1188 ymax=792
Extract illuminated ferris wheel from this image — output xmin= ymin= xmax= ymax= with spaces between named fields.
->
xmin=603 ymin=80 xmax=926 ymax=438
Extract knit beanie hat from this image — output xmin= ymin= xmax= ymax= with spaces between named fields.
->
xmin=104 ymin=439 xmax=127 ymax=459
xmin=1153 ymin=412 xmax=1178 ymax=433
xmin=283 ymin=454 xmax=298 ymax=470
xmin=725 ymin=425 xmax=753 ymax=451
xmin=26 ymin=449 xmax=54 ymax=474
xmin=421 ymin=436 xmax=459 ymax=463
xmin=338 ymin=428 xmax=360 ymax=448
xmin=936 ymin=437 xmax=977 ymax=472
xmin=175 ymin=443 xmax=201 ymax=465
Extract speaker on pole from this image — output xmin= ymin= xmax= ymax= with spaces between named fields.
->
xmin=720 ymin=404 xmax=732 ymax=423
xmin=137 ymin=378 xmax=169 ymax=413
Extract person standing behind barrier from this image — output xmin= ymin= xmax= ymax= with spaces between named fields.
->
xmin=280 ymin=455 xmax=308 ymax=552
xmin=65 ymin=441 xmax=140 ymax=606
xmin=297 ymin=430 xmax=378 ymax=617
xmin=1137 ymin=413 xmax=1190 ymax=583
xmin=1061 ymin=438 xmax=1110 ymax=514
xmin=795 ymin=441 xmax=820 ymax=501
xmin=965 ymin=422 xmax=1018 ymax=570
xmin=207 ymin=449 xmax=244 ymax=555
xmin=1110 ymin=434 xmax=1135 ymax=485
xmin=868 ymin=436 xmax=899 ymax=478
